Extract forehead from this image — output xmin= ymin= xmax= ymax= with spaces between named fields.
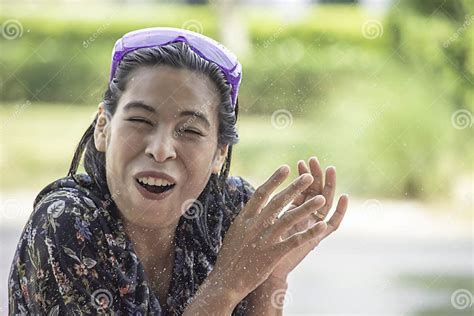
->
xmin=119 ymin=65 xmax=220 ymax=116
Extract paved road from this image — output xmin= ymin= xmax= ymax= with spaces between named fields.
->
xmin=1 ymin=192 xmax=472 ymax=315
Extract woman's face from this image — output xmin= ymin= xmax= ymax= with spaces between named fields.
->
xmin=94 ymin=65 xmax=228 ymax=229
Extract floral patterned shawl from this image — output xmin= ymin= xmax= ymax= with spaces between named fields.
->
xmin=8 ymin=173 xmax=255 ymax=315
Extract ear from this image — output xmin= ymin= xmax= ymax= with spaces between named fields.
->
xmin=93 ymin=102 xmax=109 ymax=153
xmin=212 ymin=144 xmax=229 ymax=174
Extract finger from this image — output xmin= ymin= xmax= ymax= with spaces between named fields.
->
xmin=291 ymin=195 xmax=348 ymax=251
xmin=319 ymin=166 xmax=336 ymax=216
xmin=290 ymin=160 xmax=311 ymax=208
xmin=308 ymin=156 xmax=324 ymax=195
xmin=298 ymin=159 xmax=310 ymax=174
xmin=270 ymin=195 xmax=326 ymax=239
xmin=244 ymin=165 xmax=291 ymax=218
xmin=297 ymin=156 xmax=324 ymax=204
xmin=259 ymin=173 xmax=314 ymax=224
xmin=278 ymin=221 xmax=327 ymax=253
xmin=320 ymin=194 xmax=349 ymax=239
xmin=279 ymin=209 xmax=316 ymax=239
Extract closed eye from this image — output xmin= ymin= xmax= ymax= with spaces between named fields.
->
xmin=175 ymin=127 xmax=204 ymax=137
xmin=185 ymin=129 xmax=203 ymax=136
xmin=126 ymin=117 xmax=153 ymax=126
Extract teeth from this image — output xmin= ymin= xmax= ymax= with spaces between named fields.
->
xmin=138 ymin=177 xmax=174 ymax=187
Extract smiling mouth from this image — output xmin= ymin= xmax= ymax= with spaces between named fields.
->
xmin=135 ymin=178 xmax=176 ymax=194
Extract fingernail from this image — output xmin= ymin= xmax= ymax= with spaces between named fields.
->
xmin=314 ymin=195 xmax=325 ymax=203
xmin=279 ymin=165 xmax=290 ymax=173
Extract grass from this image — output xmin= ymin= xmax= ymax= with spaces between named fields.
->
xmin=1 ymin=103 xmax=95 ymax=192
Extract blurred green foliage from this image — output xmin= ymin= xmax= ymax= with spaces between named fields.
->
xmin=0 ymin=3 xmax=472 ymax=201
xmin=386 ymin=0 xmax=473 ymax=113
xmin=0 ymin=5 xmax=378 ymax=108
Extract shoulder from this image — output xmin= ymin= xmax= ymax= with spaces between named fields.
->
xmin=30 ymin=177 xmax=104 ymax=238
xmin=12 ymin=176 xmax=113 ymax=277
xmin=33 ymin=173 xmax=98 ymax=211
xmin=9 ymin=176 xmax=106 ymax=313
xmin=18 ymin=174 xmax=119 ymax=266
xmin=9 ymin=176 xmax=130 ymax=314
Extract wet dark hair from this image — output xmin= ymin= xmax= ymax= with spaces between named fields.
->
xmin=67 ymin=41 xmax=240 ymax=199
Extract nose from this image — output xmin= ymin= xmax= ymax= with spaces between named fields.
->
xmin=144 ymin=128 xmax=177 ymax=163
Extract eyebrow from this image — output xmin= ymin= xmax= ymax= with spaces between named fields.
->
xmin=123 ymin=101 xmax=156 ymax=114
xmin=123 ymin=101 xmax=211 ymax=128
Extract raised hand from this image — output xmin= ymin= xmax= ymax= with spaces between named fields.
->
xmin=270 ymin=157 xmax=349 ymax=281
xmin=196 ymin=165 xmax=329 ymax=309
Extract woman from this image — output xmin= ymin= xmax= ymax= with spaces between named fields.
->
xmin=8 ymin=27 xmax=349 ymax=315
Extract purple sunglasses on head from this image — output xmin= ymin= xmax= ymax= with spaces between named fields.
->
xmin=109 ymin=27 xmax=242 ymax=110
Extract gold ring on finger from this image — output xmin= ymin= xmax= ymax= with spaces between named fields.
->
xmin=312 ymin=211 xmax=326 ymax=221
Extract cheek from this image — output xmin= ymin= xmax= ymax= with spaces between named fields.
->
xmin=109 ymin=124 xmax=144 ymax=156
xmin=181 ymin=138 xmax=217 ymax=163
xmin=179 ymin=147 xmax=216 ymax=187
xmin=105 ymin=126 xmax=144 ymax=183
xmin=173 ymin=127 xmax=218 ymax=160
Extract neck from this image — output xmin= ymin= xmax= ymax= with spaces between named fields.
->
xmin=123 ymin=219 xmax=178 ymax=268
